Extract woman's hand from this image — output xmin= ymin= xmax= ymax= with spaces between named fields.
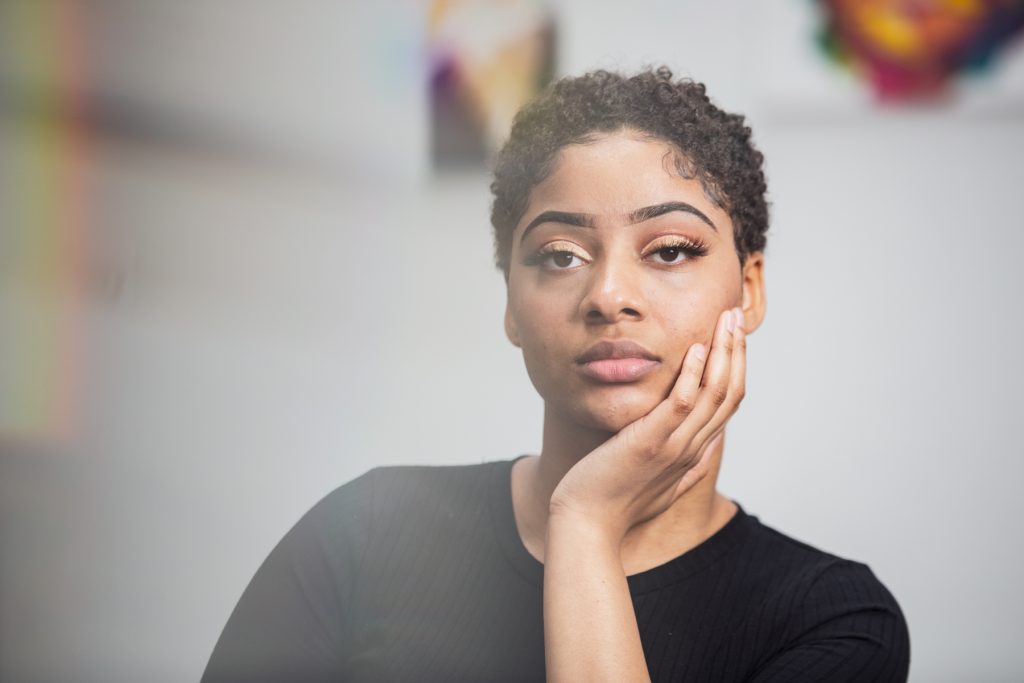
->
xmin=542 ymin=305 xmax=747 ymax=682
xmin=548 ymin=305 xmax=747 ymax=542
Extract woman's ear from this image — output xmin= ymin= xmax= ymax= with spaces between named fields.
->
xmin=740 ymin=252 xmax=766 ymax=334
xmin=504 ymin=305 xmax=522 ymax=348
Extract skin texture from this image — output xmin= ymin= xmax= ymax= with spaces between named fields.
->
xmin=503 ymin=129 xmax=767 ymax=681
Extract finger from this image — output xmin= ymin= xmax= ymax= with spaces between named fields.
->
xmin=668 ymin=307 xmax=736 ymax=448
xmin=694 ymin=307 xmax=747 ymax=446
xmin=640 ymin=340 xmax=709 ymax=445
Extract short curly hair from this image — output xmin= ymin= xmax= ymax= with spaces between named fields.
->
xmin=489 ymin=66 xmax=769 ymax=276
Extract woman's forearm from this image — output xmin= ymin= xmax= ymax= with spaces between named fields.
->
xmin=543 ymin=512 xmax=652 ymax=683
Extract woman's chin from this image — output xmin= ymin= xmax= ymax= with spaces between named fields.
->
xmin=566 ymin=391 xmax=662 ymax=434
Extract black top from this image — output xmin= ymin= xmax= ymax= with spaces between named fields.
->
xmin=202 ymin=457 xmax=910 ymax=682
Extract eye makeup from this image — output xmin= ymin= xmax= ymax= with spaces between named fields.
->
xmin=521 ymin=240 xmax=591 ymax=269
xmin=520 ymin=233 xmax=710 ymax=271
xmin=640 ymin=234 xmax=710 ymax=264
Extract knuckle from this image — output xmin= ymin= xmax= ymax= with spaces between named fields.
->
xmin=709 ymin=385 xmax=729 ymax=406
xmin=627 ymin=430 xmax=662 ymax=462
xmin=638 ymin=440 xmax=663 ymax=462
xmin=639 ymin=441 xmax=662 ymax=462
xmin=672 ymin=395 xmax=695 ymax=416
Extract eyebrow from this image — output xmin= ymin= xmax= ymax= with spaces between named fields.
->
xmin=628 ymin=202 xmax=717 ymax=230
xmin=519 ymin=201 xmax=717 ymax=244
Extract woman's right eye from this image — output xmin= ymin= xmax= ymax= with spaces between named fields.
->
xmin=543 ymin=250 xmax=585 ymax=269
xmin=524 ymin=243 xmax=590 ymax=270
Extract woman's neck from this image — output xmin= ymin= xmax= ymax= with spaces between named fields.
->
xmin=511 ymin=404 xmax=736 ymax=573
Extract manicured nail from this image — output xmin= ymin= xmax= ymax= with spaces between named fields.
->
xmin=693 ymin=343 xmax=706 ymax=361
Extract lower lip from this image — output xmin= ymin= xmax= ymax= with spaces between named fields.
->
xmin=578 ymin=358 xmax=659 ymax=383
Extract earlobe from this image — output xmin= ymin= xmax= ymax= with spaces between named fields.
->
xmin=740 ymin=252 xmax=766 ymax=334
xmin=504 ymin=307 xmax=522 ymax=348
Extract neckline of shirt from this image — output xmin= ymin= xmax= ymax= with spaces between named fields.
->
xmin=487 ymin=455 xmax=756 ymax=594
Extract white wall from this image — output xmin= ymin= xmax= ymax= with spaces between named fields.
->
xmin=2 ymin=2 xmax=1023 ymax=681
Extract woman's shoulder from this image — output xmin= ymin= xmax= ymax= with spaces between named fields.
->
xmin=740 ymin=508 xmax=897 ymax=597
xmin=648 ymin=503 xmax=899 ymax=611
xmin=268 ymin=459 xmax=511 ymax=576
xmin=725 ymin=508 xmax=911 ymax=678
xmin=304 ymin=459 xmax=511 ymax=529
xmin=734 ymin=506 xmax=907 ymax=641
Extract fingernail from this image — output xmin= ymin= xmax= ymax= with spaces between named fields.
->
xmin=726 ymin=310 xmax=736 ymax=332
xmin=734 ymin=308 xmax=745 ymax=331
xmin=693 ymin=343 xmax=706 ymax=361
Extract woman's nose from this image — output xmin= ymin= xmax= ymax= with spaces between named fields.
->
xmin=580 ymin=255 xmax=645 ymax=324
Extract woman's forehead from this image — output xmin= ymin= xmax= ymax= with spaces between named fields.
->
xmin=520 ymin=133 xmax=730 ymax=230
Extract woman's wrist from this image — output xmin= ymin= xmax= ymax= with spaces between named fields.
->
xmin=544 ymin=504 xmax=651 ymax=682
xmin=547 ymin=504 xmax=628 ymax=550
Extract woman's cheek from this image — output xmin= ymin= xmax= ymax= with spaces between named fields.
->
xmin=657 ymin=299 xmax=706 ymax=343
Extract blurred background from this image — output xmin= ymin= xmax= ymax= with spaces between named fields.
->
xmin=2 ymin=1 xmax=1023 ymax=681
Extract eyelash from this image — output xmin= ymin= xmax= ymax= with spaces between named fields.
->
xmin=523 ymin=242 xmax=589 ymax=269
xmin=523 ymin=236 xmax=710 ymax=270
xmin=642 ymin=236 xmax=710 ymax=264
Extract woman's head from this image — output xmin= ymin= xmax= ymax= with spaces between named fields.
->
xmin=490 ymin=66 xmax=769 ymax=277
xmin=493 ymin=67 xmax=768 ymax=434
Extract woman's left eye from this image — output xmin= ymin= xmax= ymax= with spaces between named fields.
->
xmin=651 ymin=246 xmax=685 ymax=264
xmin=643 ymin=237 xmax=709 ymax=265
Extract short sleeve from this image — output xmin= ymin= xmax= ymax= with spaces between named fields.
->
xmin=741 ymin=561 xmax=909 ymax=683
xmin=201 ymin=469 xmax=375 ymax=683
xmin=748 ymin=561 xmax=910 ymax=683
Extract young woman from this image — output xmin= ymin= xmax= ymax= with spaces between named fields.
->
xmin=202 ymin=67 xmax=910 ymax=682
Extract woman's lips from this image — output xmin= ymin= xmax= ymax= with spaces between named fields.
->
xmin=576 ymin=339 xmax=661 ymax=383
xmin=578 ymin=358 xmax=660 ymax=382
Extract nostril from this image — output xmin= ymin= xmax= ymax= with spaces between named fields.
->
xmin=585 ymin=306 xmax=642 ymax=322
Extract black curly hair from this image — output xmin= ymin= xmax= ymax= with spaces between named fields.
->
xmin=489 ymin=66 xmax=769 ymax=276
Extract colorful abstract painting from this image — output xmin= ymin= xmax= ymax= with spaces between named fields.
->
xmin=428 ymin=0 xmax=556 ymax=168
xmin=817 ymin=0 xmax=1024 ymax=101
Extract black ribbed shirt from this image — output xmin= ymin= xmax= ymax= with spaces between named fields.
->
xmin=202 ymin=457 xmax=910 ymax=682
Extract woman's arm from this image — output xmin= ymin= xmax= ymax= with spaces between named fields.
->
xmin=543 ymin=511 xmax=651 ymax=682
xmin=543 ymin=307 xmax=745 ymax=682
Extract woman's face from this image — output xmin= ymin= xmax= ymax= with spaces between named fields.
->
xmin=505 ymin=129 xmax=757 ymax=433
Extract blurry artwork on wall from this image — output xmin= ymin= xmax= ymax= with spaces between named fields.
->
xmin=428 ymin=0 xmax=556 ymax=170
xmin=0 ymin=0 xmax=86 ymax=443
xmin=817 ymin=0 xmax=1024 ymax=102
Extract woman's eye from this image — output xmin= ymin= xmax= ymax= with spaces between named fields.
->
xmin=544 ymin=250 xmax=585 ymax=269
xmin=643 ymin=237 xmax=709 ymax=265
xmin=653 ymin=246 xmax=684 ymax=264
xmin=523 ymin=243 xmax=590 ymax=270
